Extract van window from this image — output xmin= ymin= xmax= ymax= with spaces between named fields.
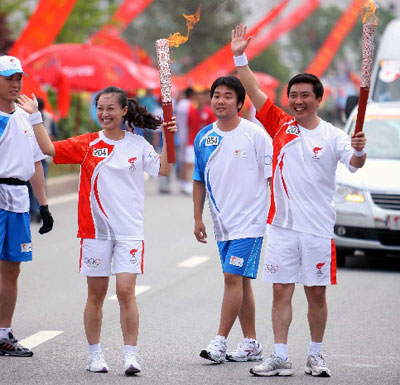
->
xmin=372 ymin=60 xmax=400 ymax=102
xmin=350 ymin=116 xmax=400 ymax=159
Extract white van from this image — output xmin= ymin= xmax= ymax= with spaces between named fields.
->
xmin=370 ymin=18 xmax=400 ymax=102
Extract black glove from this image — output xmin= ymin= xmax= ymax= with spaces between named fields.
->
xmin=39 ymin=205 xmax=54 ymax=234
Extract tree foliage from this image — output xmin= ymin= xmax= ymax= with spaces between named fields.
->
xmin=56 ymin=0 xmax=117 ymax=43
xmin=124 ymin=0 xmax=244 ymax=74
xmin=286 ymin=5 xmax=396 ymax=74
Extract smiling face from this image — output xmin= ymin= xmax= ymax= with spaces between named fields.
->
xmin=96 ymin=93 xmax=128 ymax=131
xmin=210 ymin=85 xmax=242 ymax=122
xmin=0 ymin=73 xmax=22 ymax=111
xmin=288 ymin=83 xmax=321 ymax=126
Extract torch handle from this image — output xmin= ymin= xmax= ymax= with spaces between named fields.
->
xmin=354 ymin=87 xmax=370 ymax=134
xmin=162 ymin=102 xmax=176 ymax=163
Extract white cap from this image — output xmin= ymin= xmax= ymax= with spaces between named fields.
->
xmin=0 ymin=55 xmax=26 ymax=77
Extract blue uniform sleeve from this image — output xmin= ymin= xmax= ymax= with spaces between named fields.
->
xmin=193 ymin=131 xmax=205 ymax=183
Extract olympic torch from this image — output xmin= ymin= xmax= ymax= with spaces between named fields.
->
xmin=155 ymin=8 xmax=200 ymax=163
xmin=354 ymin=0 xmax=378 ymax=133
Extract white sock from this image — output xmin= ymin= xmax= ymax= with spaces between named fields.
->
xmin=89 ymin=343 xmax=101 ymax=354
xmin=215 ymin=335 xmax=227 ymax=343
xmin=274 ymin=343 xmax=288 ymax=361
xmin=244 ymin=337 xmax=256 ymax=344
xmin=124 ymin=345 xmax=137 ymax=354
xmin=309 ymin=341 xmax=323 ymax=357
xmin=0 ymin=328 xmax=11 ymax=339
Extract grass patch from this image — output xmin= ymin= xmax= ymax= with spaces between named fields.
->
xmin=48 ymin=163 xmax=80 ymax=177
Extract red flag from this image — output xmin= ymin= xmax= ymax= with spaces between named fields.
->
xmin=9 ymin=0 xmax=77 ymax=118
xmin=305 ymin=0 xmax=365 ymax=76
xmin=185 ymin=0 xmax=289 ymax=87
xmin=246 ymin=0 xmax=320 ymax=60
xmin=9 ymin=0 xmax=77 ymax=60
xmin=91 ymin=0 xmax=153 ymax=39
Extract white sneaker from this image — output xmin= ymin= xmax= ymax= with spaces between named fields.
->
xmin=226 ymin=339 xmax=263 ymax=362
xmin=200 ymin=337 xmax=227 ymax=363
xmin=305 ymin=353 xmax=331 ymax=377
xmin=124 ymin=351 xmax=141 ymax=375
xmin=250 ymin=353 xmax=293 ymax=376
xmin=87 ymin=351 xmax=109 ymax=373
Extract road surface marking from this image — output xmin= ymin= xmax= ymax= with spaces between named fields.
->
xmin=19 ymin=331 xmax=63 ymax=349
xmin=108 ymin=285 xmax=151 ymax=301
xmin=48 ymin=192 xmax=78 ymax=206
xmin=331 ymin=354 xmax=400 ymax=360
xmin=344 ymin=363 xmax=380 ymax=368
xmin=178 ymin=256 xmax=210 ymax=268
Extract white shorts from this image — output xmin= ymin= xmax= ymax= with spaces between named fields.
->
xmin=262 ymin=225 xmax=337 ymax=286
xmin=79 ymin=238 xmax=144 ymax=276
xmin=184 ymin=145 xmax=195 ymax=164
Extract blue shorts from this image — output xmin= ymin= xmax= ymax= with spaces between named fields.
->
xmin=217 ymin=237 xmax=263 ymax=279
xmin=0 ymin=209 xmax=32 ymax=262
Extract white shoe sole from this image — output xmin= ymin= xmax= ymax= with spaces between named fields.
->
xmin=200 ymin=350 xmax=225 ymax=363
xmin=250 ymin=368 xmax=294 ymax=376
xmin=125 ymin=365 xmax=141 ymax=376
xmin=226 ymin=354 xmax=263 ymax=362
xmin=87 ymin=367 xmax=108 ymax=373
xmin=305 ymin=367 xmax=331 ymax=377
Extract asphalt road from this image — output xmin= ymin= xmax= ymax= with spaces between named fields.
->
xmin=1 ymin=177 xmax=400 ymax=385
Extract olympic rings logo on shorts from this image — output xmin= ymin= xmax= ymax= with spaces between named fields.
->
xmin=83 ymin=257 xmax=102 ymax=269
xmin=264 ymin=264 xmax=279 ymax=274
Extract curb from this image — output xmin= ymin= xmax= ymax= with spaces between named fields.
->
xmin=47 ymin=173 xmax=79 ymax=198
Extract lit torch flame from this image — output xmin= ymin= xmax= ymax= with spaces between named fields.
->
xmin=168 ymin=8 xmax=201 ymax=48
xmin=362 ymin=0 xmax=378 ymax=25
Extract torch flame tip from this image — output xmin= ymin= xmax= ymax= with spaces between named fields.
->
xmin=167 ymin=7 xmax=201 ymax=48
xmin=362 ymin=0 xmax=379 ymax=25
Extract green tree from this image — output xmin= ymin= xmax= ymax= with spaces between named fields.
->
xmin=124 ymin=0 xmax=243 ymax=74
xmin=56 ymin=0 xmax=117 ymax=43
xmin=286 ymin=5 xmax=395 ymax=73
xmin=0 ymin=0 xmax=31 ymax=39
xmin=250 ymin=45 xmax=291 ymax=83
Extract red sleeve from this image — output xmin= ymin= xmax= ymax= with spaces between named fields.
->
xmin=53 ymin=132 xmax=99 ymax=165
xmin=204 ymin=106 xmax=215 ymax=126
xmin=255 ymin=98 xmax=292 ymax=139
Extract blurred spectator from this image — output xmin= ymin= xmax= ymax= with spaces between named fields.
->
xmin=136 ymin=88 xmax=160 ymax=144
xmin=28 ymin=97 xmax=58 ymax=222
xmin=197 ymin=89 xmax=215 ymax=128
xmin=175 ymin=87 xmax=199 ymax=195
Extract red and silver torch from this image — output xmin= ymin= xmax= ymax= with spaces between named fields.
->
xmin=155 ymin=39 xmax=175 ymax=163
xmin=354 ymin=0 xmax=378 ymax=133
xmin=155 ymin=8 xmax=200 ymax=163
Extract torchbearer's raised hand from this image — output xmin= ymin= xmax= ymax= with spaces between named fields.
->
xmin=17 ymin=93 xmax=39 ymax=114
xmin=231 ymin=24 xmax=252 ymax=57
xmin=351 ymin=131 xmax=366 ymax=151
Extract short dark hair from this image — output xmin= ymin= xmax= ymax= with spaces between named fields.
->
xmin=210 ymin=76 xmax=246 ymax=111
xmin=184 ymin=87 xmax=195 ymax=98
xmin=287 ymin=73 xmax=324 ymax=99
xmin=37 ymin=97 xmax=44 ymax=112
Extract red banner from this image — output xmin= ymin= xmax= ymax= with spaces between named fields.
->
xmin=246 ymin=0 xmax=320 ymax=61
xmin=185 ymin=0 xmax=289 ymax=87
xmin=92 ymin=0 xmax=153 ymax=40
xmin=9 ymin=0 xmax=77 ymax=60
xmin=305 ymin=0 xmax=365 ymax=76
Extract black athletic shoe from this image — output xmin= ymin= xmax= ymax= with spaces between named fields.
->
xmin=0 ymin=332 xmax=33 ymax=357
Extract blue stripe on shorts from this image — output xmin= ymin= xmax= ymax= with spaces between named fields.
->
xmin=0 ymin=209 xmax=32 ymax=262
xmin=217 ymin=237 xmax=263 ymax=279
